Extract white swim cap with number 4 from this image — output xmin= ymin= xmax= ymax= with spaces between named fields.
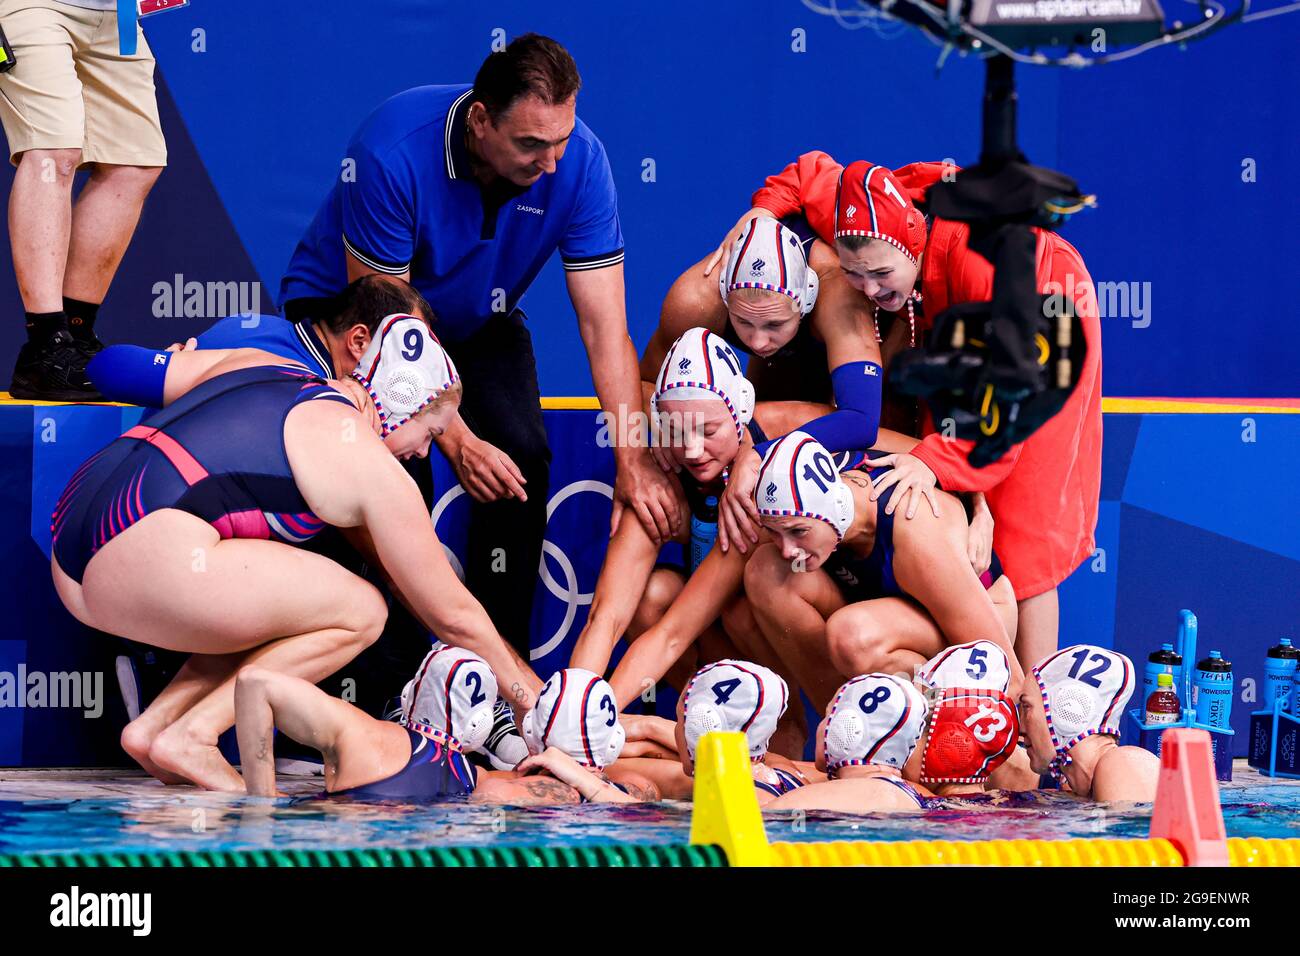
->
xmin=399 ymin=642 xmax=497 ymax=753
xmin=1033 ymin=645 xmax=1136 ymax=755
xmin=352 ymin=313 xmax=460 ymax=436
xmin=521 ymin=668 xmax=625 ymax=769
xmin=919 ymin=641 xmax=1012 ymax=694
xmin=681 ymin=660 xmax=788 ymax=760
xmin=754 ymin=432 xmax=855 ymax=541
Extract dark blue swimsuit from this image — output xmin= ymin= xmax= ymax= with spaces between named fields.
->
xmin=822 ymin=451 xmax=1004 ymax=602
xmin=51 ymin=364 xmax=352 ymax=583
xmin=754 ymin=766 xmax=805 ymax=798
xmin=336 ymin=727 xmax=477 ymax=801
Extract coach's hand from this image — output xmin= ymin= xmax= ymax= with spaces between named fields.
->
xmin=703 ymin=207 xmax=777 ymax=278
xmin=611 ymin=451 xmax=678 ymax=545
xmin=718 ymin=446 xmax=762 ymax=554
xmin=868 ymin=453 xmax=941 ymax=520
xmin=439 ymin=419 xmax=528 ymax=503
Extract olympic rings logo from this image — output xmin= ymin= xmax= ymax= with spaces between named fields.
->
xmin=430 ymin=479 xmax=613 ymax=662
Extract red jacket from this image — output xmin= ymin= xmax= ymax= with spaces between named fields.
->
xmin=753 ymin=151 xmax=1103 ymax=599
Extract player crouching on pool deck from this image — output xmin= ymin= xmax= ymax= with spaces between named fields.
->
xmin=50 ymin=322 xmax=540 ymax=791
xmin=1020 ymin=646 xmax=1159 ymax=802
xmin=741 ymin=432 xmax=1020 ymax=712
xmin=470 ymin=669 xmax=661 ymax=805
xmin=675 ymin=660 xmax=822 ymax=805
xmin=236 ymin=643 xmax=495 ymax=799
xmin=572 ymin=328 xmax=833 ymax=685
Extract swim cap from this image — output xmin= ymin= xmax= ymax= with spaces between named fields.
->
xmin=680 ymin=660 xmax=788 ymax=760
xmin=823 ymin=674 xmax=928 ymax=774
xmin=399 ymin=642 xmax=498 ymax=753
xmin=754 ymin=432 xmax=855 ymax=542
xmin=650 ymin=327 xmax=755 ymax=442
xmin=1033 ymin=646 xmax=1135 ymax=763
xmin=919 ymin=641 xmax=1012 ymax=694
xmin=521 ymin=668 xmax=625 ymax=769
xmin=719 ymin=217 xmax=820 ymax=316
xmin=920 ymin=687 xmax=1019 ymax=785
xmin=834 ymin=161 xmax=928 ymax=266
xmin=352 ymin=313 xmax=460 ymax=436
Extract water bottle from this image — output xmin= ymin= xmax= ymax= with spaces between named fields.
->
xmin=1264 ymin=638 xmax=1299 ymax=713
xmin=1144 ymin=672 xmax=1181 ymax=726
xmin=1142 ymin=643 xmax=1184 ymax=707
xmin=689 ymin=496 xmax=719 ymax=573
xmin=1192 ymin=651 xmax=1233 ymax=730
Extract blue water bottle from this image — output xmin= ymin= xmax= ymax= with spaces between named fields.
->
xmin=1264 ymin=639 xmax=1299 ymax=713
xmin=689 ymin=496 xmax=719 ymax=573
xmin=1142 ymin=643 xmax=1184 ymax=709
xmin=1193 ymin=651 xmax=1234 ymax=729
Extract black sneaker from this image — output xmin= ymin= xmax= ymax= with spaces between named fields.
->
xmin=10 ymin=329 xmax=103 ymax=402
xmin=70 ymin=329 xmax=106 ymax=359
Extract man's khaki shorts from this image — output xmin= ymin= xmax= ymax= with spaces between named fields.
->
xmin=0 ymin=0 xmax=167 ymax=167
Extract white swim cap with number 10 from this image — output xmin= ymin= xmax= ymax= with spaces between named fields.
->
xmin=754 ymin=432 xmax=854 ymax=541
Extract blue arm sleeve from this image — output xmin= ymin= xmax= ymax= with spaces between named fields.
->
xmin=755 ymin=361 xmax=882 ymax=455
xmin=86 ymin=345 xmax=172 ymax=407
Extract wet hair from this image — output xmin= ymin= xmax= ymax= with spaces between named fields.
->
xmin=322 ymin=274 xmax=436 ymax=336
xmin=472 ymin=33 xmax=581 ymax=122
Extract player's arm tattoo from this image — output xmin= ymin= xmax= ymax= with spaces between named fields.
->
xmin=521 ymin=777 xmax=581 ymax=805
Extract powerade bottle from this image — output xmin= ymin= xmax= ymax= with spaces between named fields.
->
xmin=1193 ymin=651 xmax=1234 ymax=730
xmin=1145 ymin=672 xmax=1181 ymax=726
xmin=1264 ymin=639 xmax=1299 ymax=713
xmin=1142 ymin=643 xmax=1184 ymax=707
xmin=689 ymin=496 xmax=719 ymax=573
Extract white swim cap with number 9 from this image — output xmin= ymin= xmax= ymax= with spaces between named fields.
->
xmin=352 ymin=313 xmax=460 ymax=435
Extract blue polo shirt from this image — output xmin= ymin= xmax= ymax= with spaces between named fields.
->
xmin=194 ymin=313 xmax=335 ymax=379
xmin=279 ymin=84 xmax=624 ymax=343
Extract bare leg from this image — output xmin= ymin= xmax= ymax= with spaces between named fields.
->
xmin=1015 ymin=587 xmax=1059 ymax=675
xmin=745 ymin=544 xmax=847 ymax=713
xmin=722 ymin=595 xmax=808 ymax=758
xmin=825 ymin=597 xmax=947 ymax=684
xmin=60 ymin=510 xmax=387 ymax=790
xmin=9 ymin=149 xmax=80 ymax=312
xmin=63 ymin=163 xmax=163 ymax=303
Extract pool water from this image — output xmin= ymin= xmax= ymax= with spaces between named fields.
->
xmin=1 ymin=765 xmax=1297 ymax=857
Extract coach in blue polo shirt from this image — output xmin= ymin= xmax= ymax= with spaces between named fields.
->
xmin=280 ymin=34 xmax=675 ymax=659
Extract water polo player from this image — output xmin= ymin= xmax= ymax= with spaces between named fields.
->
xmin=235 ymin=643 xmax=496 ymax=799
xmin=769 ymin=674 xmax=935 ymax=812
xmin=472 ymin=669 xmax=660 ymax=805
xmin=1021 ymin=646 xmax=1159 ymax=801
xmin=570 ymin=328 xmax=828 ymax=692
xmin=741 ymin=432 xmax=1018 ymax=711
xmin=675 ymin=660 xmax=819 ymax=805
xmin=50 ymin=323 xmax=539 ymax=790
xmin=723 ymin=150 xmax=1102 ymax=677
